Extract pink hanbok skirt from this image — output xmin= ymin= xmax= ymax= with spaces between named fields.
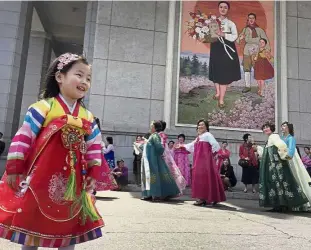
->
xmin=192 ymin=141 xmax=226 ymax=203
xmin=163 ymin=147 xmax=187 ymax=194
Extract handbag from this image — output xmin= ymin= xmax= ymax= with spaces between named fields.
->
xmin=238 ymin=158 xmax=249 ymax=168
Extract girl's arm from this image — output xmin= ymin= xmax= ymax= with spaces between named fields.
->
xmin=85 ymin=118 xmax=103 ymax=180
xmin=183 ymin=140 xmax=195 ymax=154
xmin=6 ymin=100 xmax=49 ymax=175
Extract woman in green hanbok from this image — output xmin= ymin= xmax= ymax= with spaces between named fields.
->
xmin=141 ymin=121 xmax=180 ymax=201
xmin=259 ymin=122 xmax=308 ymax=212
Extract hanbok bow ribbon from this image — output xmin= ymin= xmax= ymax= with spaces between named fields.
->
xmin=19 ymin=176 xmax=32 ymax=194
xmin=218 ymin=36 xmax=235 ymax=60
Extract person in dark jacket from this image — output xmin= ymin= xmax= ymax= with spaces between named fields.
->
xmin=0 ymin=132 xmax=5 ymax=156
xmin=220 ymin=158 xmax=237 ymax=191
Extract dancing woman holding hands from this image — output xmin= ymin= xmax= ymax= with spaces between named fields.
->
xmin=177 ymin=119 xmax=226 ymax=206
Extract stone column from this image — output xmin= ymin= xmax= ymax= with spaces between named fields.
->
xmin=19 ymin=30 xmax=52 ymax=126
xmin=82 ymin=1 xmax=98 ymax=107
xmin=0 ymin=2 xmax=33 ymax=138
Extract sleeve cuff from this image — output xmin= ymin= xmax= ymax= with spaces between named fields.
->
xmin=6 ymin=159 xmax=24 ymax=175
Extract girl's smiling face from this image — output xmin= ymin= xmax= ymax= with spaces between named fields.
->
xmin=56 ymin=61 xmax=91 ymax=103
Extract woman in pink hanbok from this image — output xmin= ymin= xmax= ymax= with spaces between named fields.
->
xmin=174 ymin=134 xmax=191 ymax=186
xmin=178 ymin=119 xmax=226 ymax=206
xmin=216 ymin=141 xmax=231 ymax=172
xmin=159 ymin=121 xmax=187 ymax=194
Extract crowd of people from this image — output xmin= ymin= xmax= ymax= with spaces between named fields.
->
xmin=0 ymin=52 xmax=310 ymax=250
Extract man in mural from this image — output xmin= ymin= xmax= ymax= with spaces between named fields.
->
xmin=236 ymin=13 xmax=270 ymax=93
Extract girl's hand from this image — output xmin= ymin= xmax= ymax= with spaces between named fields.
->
xmin=7 ymin=174 xmax=24 ymax=191
xmin=86 ymin=177 xmax=96 ymax=192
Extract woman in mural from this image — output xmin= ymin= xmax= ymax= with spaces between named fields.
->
xmin=174 ymin=134 xmax=191 ymax=186
xmin=177 ymin=119 xmax=226 ymax=206
xmin=253 ymin=38 xmax=274 ymax=97
xmin=280 ymin=122 xmax=311 ymax=209
xmin=141 ymin=121 xmax=180 ymax=202
xmin=259 ymin=122 xmax=308 ymax=212
xmin=216 ymin=141 xmax=231 ymax=172
xmin=209 ymin=1 xmax=241 ymax=108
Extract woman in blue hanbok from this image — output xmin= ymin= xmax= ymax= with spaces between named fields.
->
xmin=103 ymin=136 xmax=115 ymax=169
xmin=141 ymin=121 xmax=180 ymax=201
xmin=280 ymin=122 xmax=311 ymax=208
xmin=259 ymin=122 xmax=308 ymax=212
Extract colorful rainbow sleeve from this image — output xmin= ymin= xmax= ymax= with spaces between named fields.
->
xmin=6 ymin=100 xmax=50 ymax=175
xmin=85 ymin=116 xmax=102 ymax=171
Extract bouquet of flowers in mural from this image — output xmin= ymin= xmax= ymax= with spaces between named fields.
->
xmin=186 ymin=10 xmax=220 ymax=43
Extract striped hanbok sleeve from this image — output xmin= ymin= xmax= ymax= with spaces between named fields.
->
xmin=6 ymin=100 xmax=50 ymax=175
xmin=85 ymin=113 xmax=102 ymax=179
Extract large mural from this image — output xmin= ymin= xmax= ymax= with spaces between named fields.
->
xmin=177 ymin=1 xmax=275 ymax=130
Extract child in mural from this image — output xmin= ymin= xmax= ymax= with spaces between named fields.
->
xmin=236 ymin=12 xmax=270 ymax=94
xmin=0 ymin=53 xmax=104 ymax=249
xmin=208 ymin=1 xmax=241 ymax=108
xmin=253 ymin=38 xmax=274 ymax=97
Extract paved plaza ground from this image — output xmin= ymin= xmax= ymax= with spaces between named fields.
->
xmin=1 ymin=191 xmax=311 ymax=250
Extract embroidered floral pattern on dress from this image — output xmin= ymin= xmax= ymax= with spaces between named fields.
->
xmin=48 ymin=173 xmax=68 ymax=205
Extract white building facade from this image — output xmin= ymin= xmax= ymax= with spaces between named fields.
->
xmin=0 ymin=1 xmax=310 ymax=183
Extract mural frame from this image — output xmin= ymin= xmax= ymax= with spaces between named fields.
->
xmin=172 ymin=1 xmax=286 ymax=133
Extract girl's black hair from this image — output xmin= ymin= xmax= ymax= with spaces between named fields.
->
xmin=168 ymin=140 xmax=175 ymax=145
xmin=262 ymin=122 xmax=276 ymax=132
xmin=260 ymin=38 xmax=268 ymax=45
xmin=243 ymin=133 xmax=251 ymax=142
xmin=197 ymin=119 xmax=209 ymax=132
xmin=218 ymin=1 xmax=230 ymax=9
xmin=106 ymin=136 xmax=113 ymax=144
xmin=160 ymin=120 xmax=167 ymax=131
xmin=153 ymin=120 xmax=163 ymax=133
xmin=178 ymin=133 xmax=186 ymax=140
xmin=94 ymin=117 xmax=101 ymax=131
xmin=136 ymin=135 xmax=142 ymax=140
xmin=222 ymin=141 xmax=228 ymax=144
xmin=304 ymin=146 xmax=311 ymax=151
xmin=282 ymin=121 xmax=294 ymax=136
xmin=41 ymin=54 xmax=90 ymax=103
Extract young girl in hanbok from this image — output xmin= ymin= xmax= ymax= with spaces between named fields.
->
xmin=174 ymin=134 xmax=191 ymax=186
xmin=177 ymin=119 xmax=226 ymax=206
xmin=93 ymin=118 xmax=118 ymax=194
xmin=0 ymin=53 xmax=104 ymax=249
xmin=158 ymin=121 xmax=186 ymax=195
